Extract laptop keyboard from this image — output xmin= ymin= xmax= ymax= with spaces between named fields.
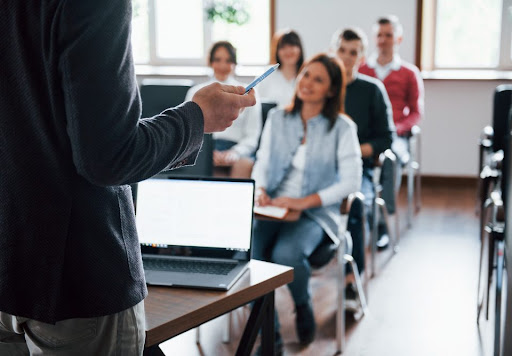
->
xmin=143 ymin=258 xmax=237 ymax=275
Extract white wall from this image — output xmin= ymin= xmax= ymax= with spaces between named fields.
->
xmin=421 ymin=80 xmax=509 ymax=176
xmin=275 ymin=0 xmax=416 ymax=63
xmin=275 ymin=0 xmax=510 ymax=177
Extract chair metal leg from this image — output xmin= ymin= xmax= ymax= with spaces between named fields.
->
xmin=371 ymin=194 xmax=379 ymax=278
xmin=410 ymin=127 xmax=422 ymax=216
xmin=344 ymin=255 xmax=368 ymax=315
xmin=195 ymin=326 xmax=200 ymax=344
xmin=377 ymin=197 xmax=398 ymax=255
xmin=336 ymin=247 xmax=346 ymax=354
xmin=222 ymin=312 xmax=232 ymax=343
xmin=414 ymin=160 xmax=421 ymax=213
xmin=477 ymin=200 xmax=493 ymax=323
xmin=476 ymin=234 xmax=486 ymax=324
xmin=407 ymin=160 xmax=414 ymax=228
xmin=494 ymin=239 xmax=505 ymax=356
xmin=486 ymin=234 xmax=495 ymax=321
xmin=393 ymin=188 xmax=400 ymax=253
xmin=360 ymin=207 xmax=370 ymax=301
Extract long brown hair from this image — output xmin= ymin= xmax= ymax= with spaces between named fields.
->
xmin=286 ymin=53 xmax=347 ymax=130
xmin=208 ymin=41 xmax=237 ymax=65
xmin=270 ymin=29 xmax=304 ymax=74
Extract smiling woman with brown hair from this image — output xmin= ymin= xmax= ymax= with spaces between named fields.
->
xmin=251 ymin=53 xmax=362 ymax=350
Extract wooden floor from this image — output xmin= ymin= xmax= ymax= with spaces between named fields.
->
xmin=158 ymin=179 xmax=495 ymax=356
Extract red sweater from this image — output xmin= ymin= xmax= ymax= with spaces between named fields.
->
xmin=360 ymin=60 xmax=424 ymax=136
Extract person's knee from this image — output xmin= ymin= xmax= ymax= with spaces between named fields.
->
xmin=271 ymin=247 xmax=305 ymax=268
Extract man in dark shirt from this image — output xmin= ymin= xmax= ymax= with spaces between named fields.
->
xmin=333 ymin=27 xmax=395 ymax=283
xmin=0 ymin=1 xmax=255 ymax=354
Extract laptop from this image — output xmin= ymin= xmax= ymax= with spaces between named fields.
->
xmin=135 ymin=176 xmax=255 ymax=290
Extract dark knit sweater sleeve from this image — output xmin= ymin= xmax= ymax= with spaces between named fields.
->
xmin=367 ymin=80 xmax=395 ymax=155
xmin=58 ymin=0 xmax=204 ymax=186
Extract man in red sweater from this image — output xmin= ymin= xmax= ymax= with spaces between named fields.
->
xmin=359 ymin=15 xmax=424 ymax=138
xmin=359 ymin=15 xmax=424 ymax=248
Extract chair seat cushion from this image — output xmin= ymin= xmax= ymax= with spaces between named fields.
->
xmin=309 ymin=236 xmax=337 ymax=269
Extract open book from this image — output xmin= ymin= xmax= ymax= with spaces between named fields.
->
xmin=253 ymin=205 xmax=289 ymax=219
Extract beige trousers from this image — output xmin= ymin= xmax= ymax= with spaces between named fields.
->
xmin=0 ymin=301 xmax=145 ymax=356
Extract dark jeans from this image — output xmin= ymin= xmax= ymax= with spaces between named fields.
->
xmin=252 ymin=216 xmax=324 ymax=307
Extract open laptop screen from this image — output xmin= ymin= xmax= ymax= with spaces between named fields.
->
xmin=136 ymin=177 xmax=254 ymax=255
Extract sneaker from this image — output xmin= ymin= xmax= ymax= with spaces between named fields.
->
xmin=344 ymin=283 xmax=361 ymax=314
xmin=254 ymin=331 xmax=283 ymax=356
xmin=295 ymin=302 xmax=316 ymax=345
xmin=376 ymin=233 xmax=390 ymax=250
xmin=376 ymin=224 xmax=390 ymax=250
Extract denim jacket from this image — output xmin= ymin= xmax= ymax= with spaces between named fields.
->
xmin=252 ymin=108 xmax=362 ymax=241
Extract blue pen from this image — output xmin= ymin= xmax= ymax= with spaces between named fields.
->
xmin=244 ymin=64 xmax=280 ymax=94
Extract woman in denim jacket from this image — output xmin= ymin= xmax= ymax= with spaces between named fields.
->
xmin=252 ymin=53 xmax=362 ymax=348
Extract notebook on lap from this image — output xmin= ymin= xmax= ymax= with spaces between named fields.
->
xmin=135 ymin=177 xmax=254 ymax=290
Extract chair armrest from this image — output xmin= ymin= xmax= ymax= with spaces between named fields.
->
xmin=374 ymin=149 xmax=397 ymax=168
xmin=340 ymin=192 xmax=365 ymax=215
xmin=411 ymin=125 xmax=421 ymax=138
xmin=479 ymin=126 xmax=494 ymax=149
xmin=491 ymin=150 xmax=504 ymax=171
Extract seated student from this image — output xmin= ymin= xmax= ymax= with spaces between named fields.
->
xmin=257 ymin=29 xmax=305 ymax=107
xmin=185 ymin=41 xmax=262 ymax=178
xmin=359 ymin=15 xmax=424 ymax=245
xmin=332 ymin=27 xmax=395 ymax=281
xmin=359 ymin=15 xmax=424 ymax=176
xmin=251 ymin=53 xmax=362 ymax=349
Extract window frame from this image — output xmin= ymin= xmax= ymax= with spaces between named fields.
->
xmin=417 ymin=0 xmax=512 ymax=71
xmin=139 ymin=0 xmax=275 ymax=67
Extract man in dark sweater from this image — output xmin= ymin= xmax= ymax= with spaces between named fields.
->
xmin=0 ymin=1 xmax=255 ymax=354
xmin=332 ymin=27 xmax=395 ymax=292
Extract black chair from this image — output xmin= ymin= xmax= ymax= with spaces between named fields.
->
xmin=477 ymin=86 xmax=511 ymax=244
xmin=476 ymin=85 xmax=511 ymax=356
xmin=261 ymin=100 xmax=278 ymax=127
xmin=477 ymin=86 xmax=511 ymax=235
xmin=405 ymin=125 xmax=422 ymax=228
xmin=131 ymin=78 xmax=212 ymax=204
xmin=139 ymin=78 xmax=194 ymax=117
xmin=371 ymin=149 xmax=399 ymax=277
xmin=256 ymin=100 xmax=278 ymax=151
xmin=501 ymin=109 xmax=512 ymax=356
xmin=138 ymin=78 xmax=214 ymax=178
xmin=493 ymin=85 xmax=512 ymax=202
xmin=308 ymin=193 xmax=368 ymax=354
xmin=492 ymin=85 xmax=512 ymax=154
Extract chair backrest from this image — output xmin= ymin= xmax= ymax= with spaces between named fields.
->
xmin=139 ymin=78 xmax=194 ymax=117
xmin=261 ymin=101 xmax=278 ymax=128
xmin=308 ymin=194 xmax=364 ymax=269
xmin=139 ymin=78 xmax=213 ymax=178
xmin=130 ymin=79 xmax=210 ymax=205
xmin=492 ymin=85 xmax=512 ymax=205
xmin=376 ymin=149 xmax=398 ymax=215
xmin=493 ymin=85 xmax=512 ymax=153
xmin=255 ymin=101 xmax=278 ymax=151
